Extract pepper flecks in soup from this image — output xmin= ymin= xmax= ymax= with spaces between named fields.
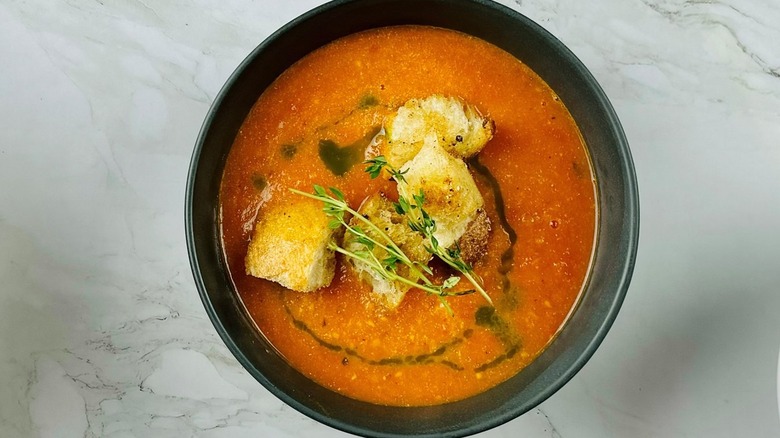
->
xmin=219 ymin=25 xmax=596 ymax=406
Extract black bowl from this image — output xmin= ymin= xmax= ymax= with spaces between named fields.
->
xmin=186 ymin=0 xmax=639 ymax=436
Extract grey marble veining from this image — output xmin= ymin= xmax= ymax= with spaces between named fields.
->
xmin=1 ymin=0 xmax=779 ymax=437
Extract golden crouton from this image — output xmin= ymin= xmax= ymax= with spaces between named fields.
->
xmin=398 ymin=136 xmax=485 ymax=250
xmin=384 ymin=94 xmax=495 ymax=169
xmin=343 ymin=192 xmax=430 ymax=309
xmin=245 ymin=199 xmax=337 ymax=292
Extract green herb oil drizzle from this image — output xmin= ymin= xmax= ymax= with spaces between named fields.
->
xmin=283 ymin=301 xmax=470 ymax=370
xmin=467 ymin=156 xmax=518 ymax=295
xmin=319 ymin=126 xmax=382 ymax=176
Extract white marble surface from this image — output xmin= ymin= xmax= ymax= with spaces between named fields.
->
xmin=1 ymin=0 xmax=779 ymax=436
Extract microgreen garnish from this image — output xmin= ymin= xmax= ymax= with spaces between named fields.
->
xmin=364 ymin=156 xmax=493 ymax=306
xmin=365 ymin=156 xmax=408 ymax=183
xmin=289 ymin=186 xmax=471 ymax=314
xmin=289 ymin=153 xmax=493 ymax=312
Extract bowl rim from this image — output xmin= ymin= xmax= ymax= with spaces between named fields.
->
xmin=186 ymin=0 xmax=639 ymax=436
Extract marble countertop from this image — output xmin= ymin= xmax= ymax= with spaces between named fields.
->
xmin=2 ymin=0 xmax=779 ymax=436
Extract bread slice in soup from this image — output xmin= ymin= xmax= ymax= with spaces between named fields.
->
xmin=384 ymin=94 xmax=495 ymax=169
xmin=245 ymin=199 xmax=337 ymax=292
xmin=398 ymin=135 xmax=485 ymax=250
xmin=343 ymin=192 xmax=431 ymax=308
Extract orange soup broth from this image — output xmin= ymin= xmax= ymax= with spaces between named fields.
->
xmin=220 ymin=26 xmax=596 ymax=406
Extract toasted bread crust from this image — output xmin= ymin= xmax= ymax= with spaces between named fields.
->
xmin=384 ymin=95 xmax=494 ymax=169
xmin=398 ymin=136 xmax=485 ymax=250
xmin=245 ymin=199 xmax=337 ymax=292
xmin=343 ymin=192 xmax=431 ymax=309
xmin=457 ymin=209 xmax=491 ymax=265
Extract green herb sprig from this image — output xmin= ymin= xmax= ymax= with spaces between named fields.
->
xmin=364 ymin=157 xmax=494 ymax=306
xmin=364 ymin=155 xmax=408 ymax=182
xmin=289 ymin=186 xmax=471 ymax=314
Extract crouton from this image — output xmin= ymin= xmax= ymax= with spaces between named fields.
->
xmin=245 ymin=199 xmax=337 ymax=292
xmin=398 ymin=136 xmax=484 ymax=250
xmin=457 ymin=209 xmax=491 ymax=265
xmin=343 ymin=192 xmax=430 ymax=309
xmin=384 ymin=94 xmax=495 ymax=169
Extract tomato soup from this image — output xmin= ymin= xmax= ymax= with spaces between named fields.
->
xmin=220 ymin=26 xmax=596 ymax=406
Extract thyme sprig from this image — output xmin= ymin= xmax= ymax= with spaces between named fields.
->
xmin=289 ymin=186 xmax=471 ymax=313
xmin=365 ymin=155 xmax=408 ymax=182
xmin=364 ymin=157 xmax=494 ymax=306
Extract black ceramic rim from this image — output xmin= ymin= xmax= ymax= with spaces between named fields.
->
xmin=186 ymin=0 xmax=639 ymax=436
